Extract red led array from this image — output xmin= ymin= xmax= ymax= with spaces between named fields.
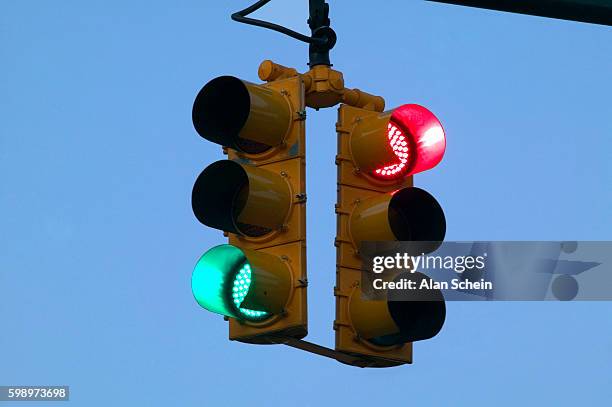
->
xmin=374 ymin=120 xmax=411 ymax=179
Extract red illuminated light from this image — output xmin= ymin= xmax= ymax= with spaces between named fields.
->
xmin=372 ymin=104 xmax=446 ymax=180
xmin=374 ymin=121 xmax=411 ymax=178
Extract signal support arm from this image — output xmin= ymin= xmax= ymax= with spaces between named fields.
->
xmin=426 ymin=0 xmax=612 ymax=26
xmin=258 ymin=59 xmax=385 ymax=111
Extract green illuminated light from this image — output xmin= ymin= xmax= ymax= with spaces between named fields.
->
xmin=192 ymin=245 xmax=269 ymax=321
xmin=232 ymin=263 xmax=268 ymax=319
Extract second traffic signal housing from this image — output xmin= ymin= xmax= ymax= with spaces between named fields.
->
xmin=335 ymin=103 xmax=447 ymax=366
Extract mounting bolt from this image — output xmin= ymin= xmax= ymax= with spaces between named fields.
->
xmin=280 ymin=170 xmax=288 ymax=177
xmin=295 ymin=192 xmax=307 ymax=202
xmin=297 ymin=110 xmax=307 ymax=120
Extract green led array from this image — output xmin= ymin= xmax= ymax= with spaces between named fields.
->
xmin=232 ymin=263 xmax=268 ymax=319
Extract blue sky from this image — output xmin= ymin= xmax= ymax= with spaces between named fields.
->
xmin=1 ymin=1 xmax=611 ymax=405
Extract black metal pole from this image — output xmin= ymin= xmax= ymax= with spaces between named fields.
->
xmin=307 ymin=0 xmax=336 ymax=66
xmin=231 ymin=0 xmax=337 ymax=67
xmin=426 ymin=0 xmax=612 ymax=26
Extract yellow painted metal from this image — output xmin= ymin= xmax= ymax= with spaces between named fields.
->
xmin=335 ymin=104 xmax=412 ymax=366
xmin=239 ymin=81 xmax=292 ymax=147
xmin=202 ymin=62 xmax=393 ymax=349
xmin=350 ymin=111 xmax=397 ymax=174
xmin=302 ymin=65 xmax=345 ymax=108
xmin=350 ymin=194 xmax=396 ymax=246
xmin=336 ymin=187 xmax=380 ymax=270
xmin=341 ymin=88 xmax=385 ymax=112
xmin=227 ymin=73 xmax=308 ymax=343
xmin=230 ymin=241 xmax=307 ymax=343
xmin=236 ymin=165 xmax=291 ymax=232
xmin=336 ymin=106 xmax=410 ymax=191
xmin=335 ymin=104 xmax=412 ymax=270
xmin=257 ymin=60 xmax=387 ymax=111
xmin=334 ymin=267 xmax=412 ymax=366
xmin=258 ymin=60 xmax=299 ymax=82
xmin=349 ymin=289 xmax=398 ymax=340
xmin=298 ymin=63 xmax=385 ymax=111
xmin=241 ymin=248 xmax=291 ymax=314
xmin=231 ymin=77 xmax=305 ymax=165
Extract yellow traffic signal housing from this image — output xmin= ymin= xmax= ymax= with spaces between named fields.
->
xmin=335 ymin=103 xmax=447 ymax=366
xmin=191 ymin=72 xmax=307 ymax=344
xmin=189 ymin=58 xmax=448 ymax=365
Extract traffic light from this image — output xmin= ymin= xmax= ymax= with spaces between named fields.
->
xmin=335 ymin=103 xmax=447 ymax=366
xmin=191 ymin=69 xmax=307 ymax=344
xmin=188 ymin=0 xmax=459 ymax=365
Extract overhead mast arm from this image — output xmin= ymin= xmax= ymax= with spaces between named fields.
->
xmin=425 ymin=0 xmax=612 ymax=26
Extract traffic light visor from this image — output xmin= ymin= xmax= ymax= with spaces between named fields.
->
xmin=192 ymin=160 xmax=291 ymax=237
xmin=192 ymin=76 xmax=292 ymax=153
xmin=350 ymin=272 xmax=446 ymax=346
xmin=350 ymin=187 xmax=446 ymax=253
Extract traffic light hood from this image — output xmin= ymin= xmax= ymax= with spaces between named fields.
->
xmin=191 ymin=160 xmax=291 ymax=237
xmin=350 ymin=272 xmax=446 ymax=346
xmin=192 ymin=75 xmax=292 ymax=153
xmin=350 ymin=187 xmax=446 ymax=253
